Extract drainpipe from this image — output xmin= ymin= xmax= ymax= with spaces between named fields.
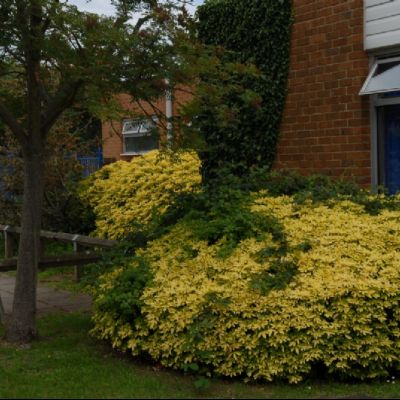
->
xmin=165 ymin=79 xmax=173 ymax=143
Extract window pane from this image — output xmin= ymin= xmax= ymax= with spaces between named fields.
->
xmin=360 ymin=59 xmax=400 ymax=95
xmin=378 ymin=104 xmax=400 ymax=194
xmin=380 ymin=90 xmax=400 ymax=99
xmin=124 ymin=134 xmax=159 ymax=154
xmin=123 ymin=120 xmax=141 ymax=134
xmin=123 ymin=118 xmax=156 ymax=135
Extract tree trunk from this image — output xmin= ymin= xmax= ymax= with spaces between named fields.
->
xmin=6 ymin=144 xmax=45 ymax=342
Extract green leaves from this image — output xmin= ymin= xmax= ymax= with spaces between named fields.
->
xmin=190 ymin=0 xmax=292 ymax=183
xmin=96 ymin=256 xmax=153 ymax=321
xmin=0 ymin=1 xmax=196 ymax=128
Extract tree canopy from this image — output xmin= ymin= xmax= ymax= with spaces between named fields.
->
xmin=0 ymin=0 xmax=196 ymax=342
xmin=0 ymin=0 xmax=193 ymax=134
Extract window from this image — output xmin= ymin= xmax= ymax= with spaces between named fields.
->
xmin=360 ymin=57 xmax=400 ymax=96
xmin=377 ymin=97 xmax=400 ymax=194
xmin=359 ymin=55 xmax=400 ymax=193
xmin=122 ymin=117 xmax=159 ymax=155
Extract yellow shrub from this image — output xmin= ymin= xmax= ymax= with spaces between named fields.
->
xmin=91 ymin=194 xmax=400 ymax=383
xmin=81 ymin=150 xmax=201 ymax=239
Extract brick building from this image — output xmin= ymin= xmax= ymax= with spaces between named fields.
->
xmin=103 ymin=0 xmax=400 ymax=192
xmin=102 ymin=87 xmax=192 ymax=163
xmin=276 ymin=0 xmax=400 ymax=193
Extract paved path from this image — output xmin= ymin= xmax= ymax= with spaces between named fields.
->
xmin=0 ymin=273 xmax=92 ymax=316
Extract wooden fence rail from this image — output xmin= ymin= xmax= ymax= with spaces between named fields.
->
xmin=0 ymin=224 xmax=118 ymax=279
xmin=0 ymin=225 xmax=118 ymax=322
xmin=0 ymin=225 xmax=116 ymax=250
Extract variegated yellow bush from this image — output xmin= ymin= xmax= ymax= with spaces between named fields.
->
xmin=91 ymin=193 xmax=400 ymax=383
xmin=81 ymin=150 xmax=201 ymax=239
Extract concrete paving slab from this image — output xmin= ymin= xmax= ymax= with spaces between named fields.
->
xmin=0 ymin=277 xmax=16 ymax=284
xmin=0 ymin=274 xmax=16 ymax=282
xmin=36 ymin=286 xmax=60 ymax=295
xmin=0 ymin=273 xmax=91 ymax=316
xmin=0 ymin=281 xmax=16 ymax=289
xmin=1 ymin=298 xmax=13 ymax=310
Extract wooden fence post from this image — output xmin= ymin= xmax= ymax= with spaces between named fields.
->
xmin=40 ymin=238 xmax=46 ymax=258
xmin=2 ymin=226 xmax=13 ymax=324
xmin=0 ymin=294 xmax=5 ymax=325
xmin=73 ymin=236 xmax=83 ymax=282
xmin=4 ymin=226 xmax=15 ymax=259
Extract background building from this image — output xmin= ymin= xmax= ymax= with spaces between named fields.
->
xmin=103 ymin=1 xmax=400 ymax=192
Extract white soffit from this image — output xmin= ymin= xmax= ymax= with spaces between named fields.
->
xmin=364 ymin=0 xmax=400 ymax=51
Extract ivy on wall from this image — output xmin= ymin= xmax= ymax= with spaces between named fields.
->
xmin=195 ymin=0 xmax=292 ymax=182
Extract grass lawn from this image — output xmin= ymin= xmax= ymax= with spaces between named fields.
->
xmin=36 ymin=266 xmax=83 ymax=293
xmin=0 ymin=313 xmax=399 ymax=399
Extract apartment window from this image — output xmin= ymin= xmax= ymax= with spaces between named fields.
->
xmin=122 ymin=117 xmax=159 ymax=155
xmin=376 ymin=95 xmax=400 ymax=194
xmin=361 ymin=56 xmax=400 ymax=194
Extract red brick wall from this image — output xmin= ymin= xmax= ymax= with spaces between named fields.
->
xmin=276 ymin=0 xmax=371 ymax=185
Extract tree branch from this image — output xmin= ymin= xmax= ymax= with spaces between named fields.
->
xmin=133 ymin=15 xmax=153 ymax=34
xmin=42 ymin=0 xmax=59 ymax=34
xmin=133 ymin=98 xmax=167 ymax=131
xmin=0 ymin=99 xmax=27 ymax=145
xmin=41 ymin=79 xmax=83 ymax=136
xmin=39 ymin=84 xmax=51 ymax=105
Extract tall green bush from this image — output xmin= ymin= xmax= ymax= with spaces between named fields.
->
xmin=86 ymin=152 xmax=400 ymax=382
xmin=195 ymin=0 xmax=292 ymax=182
xmin=91 ymin=193 xmax=400 ymax=383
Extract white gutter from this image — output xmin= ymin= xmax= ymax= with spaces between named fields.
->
xmin=165 ymin=79 xmax=173 ymax=141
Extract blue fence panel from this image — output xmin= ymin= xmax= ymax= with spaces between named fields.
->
xmin=77 ymin=148 xmax=103 ymax=178
xmin=0 ymin=153 xmax=15 ymax=199
xmin=0 ymin=165 xmax=6 ymax=194
xmin=1 ymin=149 xmax=103 ymax=186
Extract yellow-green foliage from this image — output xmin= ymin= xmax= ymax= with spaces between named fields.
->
xmin=91 ymin=194 xmax=400 ymax=383
xmin=81 ymin=150 xmax=201 ymax=239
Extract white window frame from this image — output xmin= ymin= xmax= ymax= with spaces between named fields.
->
xmin=121 ymin=116 xmax=159 ymax=156
xmin=361 ymin=50 xmax=400 ymax=190
xmin=360 ymin=56 xmax=400 ymax=96
xmin=366 ymin=52 xmax=400 ymax=191
xmin=371 ymin=93 xmax=400 ymax=189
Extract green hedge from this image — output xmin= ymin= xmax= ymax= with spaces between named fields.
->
xmin=196 ymin=0 xmax=292 ymax=182
xmin=91 ymin=189 xmax=400 ymax=383
xmin=86 ymin=156 xmax=400 ymax=383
